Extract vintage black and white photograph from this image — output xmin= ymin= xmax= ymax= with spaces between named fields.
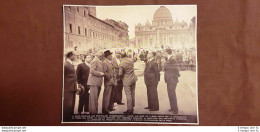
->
xmin=62 ymin=5 xmax=198 ymax=124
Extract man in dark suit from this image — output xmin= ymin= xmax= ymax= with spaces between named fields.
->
xmin=87 ymin=51 xmax=105 ymax=114
xmin=156 ymin=51 xmax=162 ymax=72
xmin=112 ymin=52 xmax=124 ymax=105
xmin=119 ymin=51 xmax=138 ymax=114
xmin=144 ymin=52 xmax=160 ymax=111
xmin=76 ymin=55 xmax=92 ymax=114
xmin=164 ymin=49 xmax=181 ymax=114
xmin=102 ymin=50 xmax=117 ymax=114
xmin=63 ymin=51 xmax=77 ymax=122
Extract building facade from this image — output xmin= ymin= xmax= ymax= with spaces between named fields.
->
xmin=64 ymin=6 xmax=129 ymax=51
xmin=135 ymin=6 xmax=196 ymax=49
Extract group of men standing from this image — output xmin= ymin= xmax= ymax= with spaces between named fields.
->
xmin=63 ymin=50 xmax=137 ymax=121
xmin=63 ymin=48 xmax=180 ymax=122
xmin=143 ymin=49 xmax=180 ymax=114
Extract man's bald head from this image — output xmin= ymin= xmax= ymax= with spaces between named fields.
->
xmin=95 ymin=51 xmax=104 ymax=60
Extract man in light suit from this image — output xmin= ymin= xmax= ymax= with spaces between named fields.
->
xmin=102 ymin=50 xmax=117 ymax=114
xmin=144 ymin=52 xmax=160 ymax=111
xmin=119 ymin=51 xmax=138 ymax=114
xmin=164 ymin=49 xmax=181 ymax=114
xmin=63 ymin=51 xmax=77 ymax=122
xmin=76 ymin=55 xmax=92 ymax=114
xmin=87 ymin=51 xmax=105 ymax=114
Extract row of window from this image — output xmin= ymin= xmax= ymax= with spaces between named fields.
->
xmin=69 ymin=24 xmax=128 ymax=42
xmin=77 ymin=17 xmax=126 ymax=37
xmin=67 ymin=7 xmax=127 ymax=35
xmin=137 ymin=33 xmax=187 ymax=38
xmin=86 ymin=17 xmax=127 ymax=35
xmin=137 ymin=25 xmax=187 ymax=31
xmin=68 ymin=6 xmax=89 ymax=17
xmin=157 ymin=21 xmax=171 ymax=25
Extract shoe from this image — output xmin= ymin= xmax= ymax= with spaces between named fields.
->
xmin=168 ymin=109 xmax=173 ymax=112
xmin=149 ymin=109 xmax=159 ymax=111
xmin=173 ymin=111 xmax=178 ymax=114
xmin=123 ymin=110 xmax=133 ymax=114
xmin=109 ymin=108 xmax=116 ymax=112
xmin=144 ymin=107 xmax=150 ymax=109
xmin=102 ymin=111 xmax=110 ymax=115
xmin=117 ymin=102 xmax=125 ymax=105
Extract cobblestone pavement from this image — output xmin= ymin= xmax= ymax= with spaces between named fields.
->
xmin=73 ymin=61 xmax=198 ymax=116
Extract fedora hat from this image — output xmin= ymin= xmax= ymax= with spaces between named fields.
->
xmin=104 ymin=50 xmax=113 ymax=57
xmin=76 ymin=85 xmax=85 ymax=96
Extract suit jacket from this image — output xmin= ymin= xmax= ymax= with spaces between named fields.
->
xmin=155 ymin=55 xmax=162 ymax=71
xmin=64 ymin=60 xmax=77 ymax=92
xmin=164 ymin=56 xmax=180 ymax=84
xmin=87 ymin=57 xmax=104 ymax=87
xmin=103 ymin=59 xmax=117 ymax=86
xmin=119 ymin=57 xmax=138 ymax=87
xmin=111 ymin=57 xmax=120 ymax=81
xmin=144 ymin=59 xmax=160 ymax=86
xmin=76 ymin=62 xmax=90 ymax=88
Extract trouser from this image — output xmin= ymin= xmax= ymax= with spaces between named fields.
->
xmin=146 ymin=84 xmax=151 ymax=108
xmin=124 ymin=83 xmax=136 ymax=111
xmin=78 ymin=87 xmax=89 ymax=113
xmin=109 ymin=85 xmax=116 ymax=109
xmin=167 ymin=82 xmax=178 ymax=112
xmin=146 ymin=83 xmax=159 ymax=110
xmin=115 ymin=80 xmax=123 ymax=103
xmin=89 ymin=86 xmax=101 ymax=114
xmin=102 ymin=85 xmax=112 ymax=112
xmin=158 ymin=62 xmax=162 ymax=72
xmin=63 ymin=91 xmax=76 ymax=122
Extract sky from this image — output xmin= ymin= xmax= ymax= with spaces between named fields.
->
xmin=96 ymin=5 xmax=197 ymax=39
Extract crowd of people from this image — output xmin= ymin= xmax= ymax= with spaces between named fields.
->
xmin=73 ymin=47 xmax=196 ymax=72
xmin=63 ymin=47 xmax=194 ymax=122
xmin=138 ymin=48 xmax=196 ymax=71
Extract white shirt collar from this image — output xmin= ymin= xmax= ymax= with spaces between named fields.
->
xmin=116 ymin=58 xmax=120 ymax=64
xmin=149 ymin=58 xmax=154 ymax=63
xmin=96 ymin=57 xmax=102 ymax=62
xmin=67 ymin=59 xmax=73 ymax=65
xmin=168 ymin=55 xmax=172 ymax=60
xmin=84 ymin=61 xmax=90 ymax=66
xmin=106 ymin=59 xmax=112 ymax=63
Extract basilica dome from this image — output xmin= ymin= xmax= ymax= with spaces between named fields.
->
xmin=152 ymin=6 xmax=173 ymax=26
xmin=153 ymin=6 xmax=172 ymax=20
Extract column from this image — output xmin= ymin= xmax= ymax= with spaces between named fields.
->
xmin=156 ymin=29 xmax=160 ymax=48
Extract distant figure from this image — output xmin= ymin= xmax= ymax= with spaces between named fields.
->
xmin=76 ymin=55 xmax=92 ymax=114
xmin=175 ymin=50 xmax=183 ymax=70
xmin=63 ymin=51 xmax=77 ymax=121
xmin=144 ymin=52 xmax=160 ymax=111
xmin=87 ymin=51 xmax=105 ymax=114
xmin=164 ymin=49 xmax=181 ymax=114
xmin=119 ymin=51 xmax=138 ymax=114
